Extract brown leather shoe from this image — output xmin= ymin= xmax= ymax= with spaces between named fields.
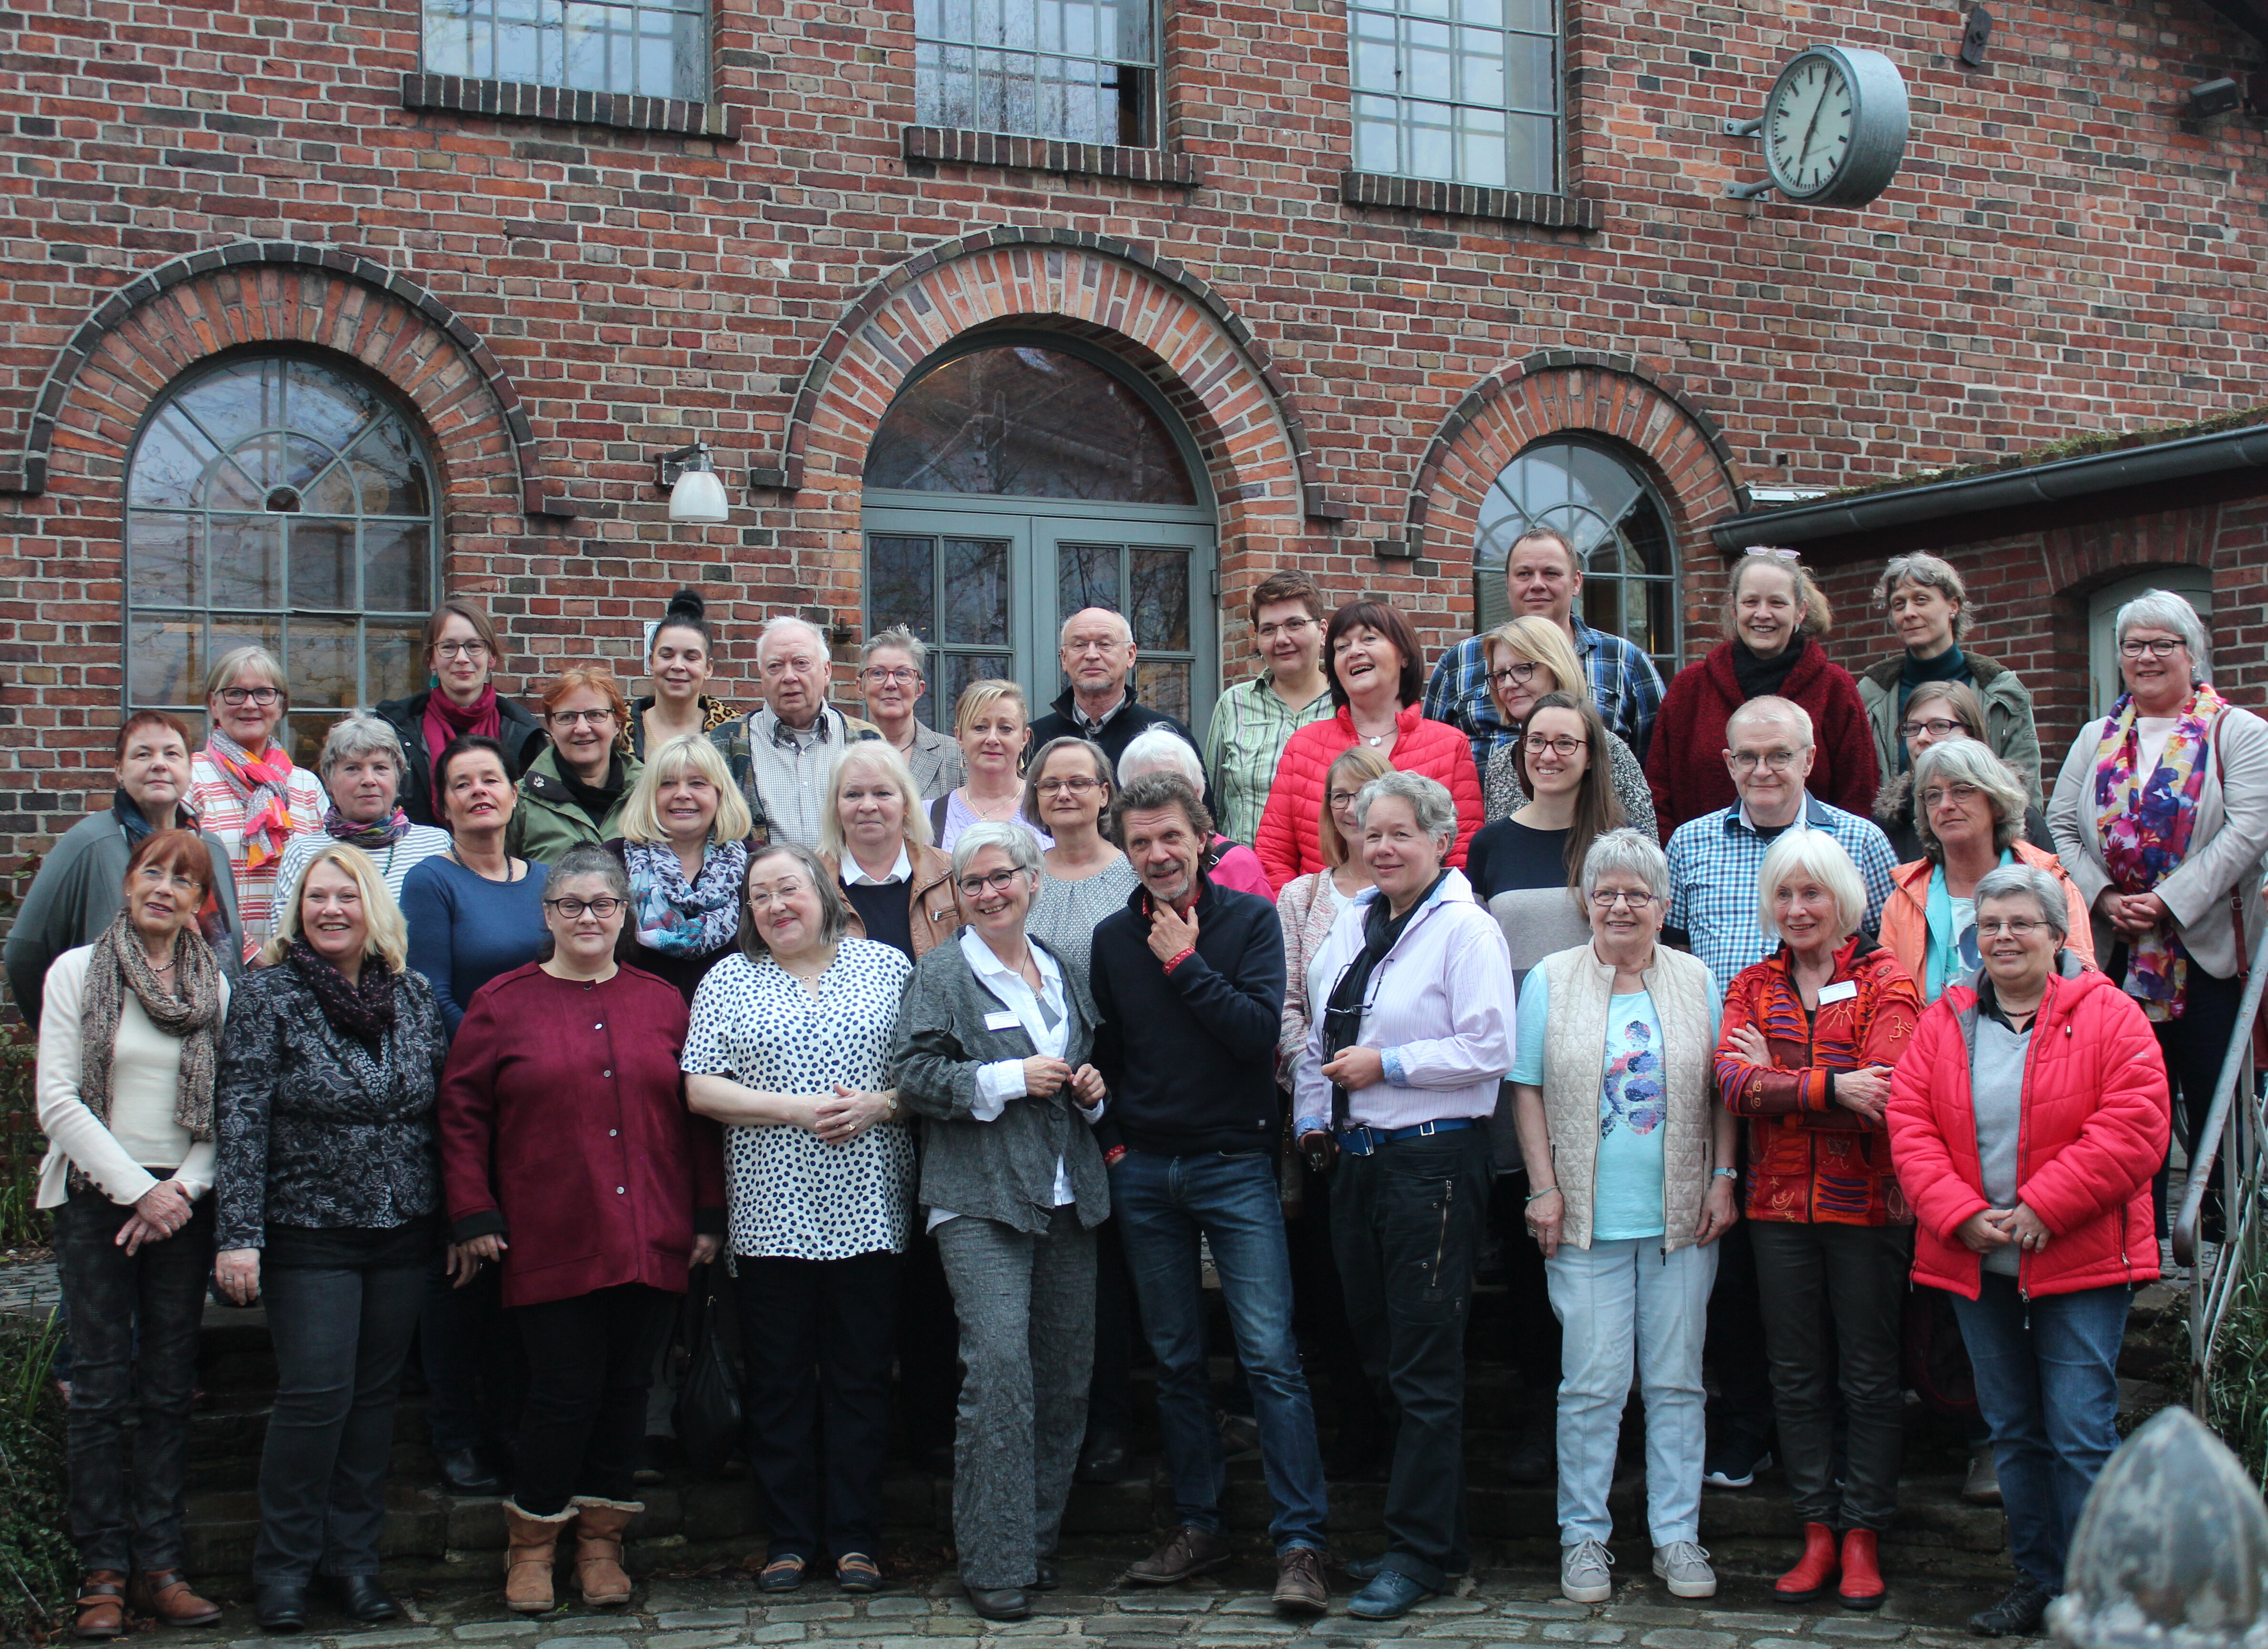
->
xmin=1272 ymin=1547 xmax=1328 ymax=1615
xmin=129 ymin=1570 xmax=223 ymax=1628
xmin=501 ymin=1500 xmax=575 ymax=1614
xmin=1125 ymin=1524 xmax=1232 ymax=1586
xmin=73 ymin=1572 xmax=127 ymax=1641
xmin=570 ymin=1497 xmax=640 ymax=1607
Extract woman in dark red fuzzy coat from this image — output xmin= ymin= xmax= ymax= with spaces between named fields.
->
xmin=1646 ymin=553 xmax=1879 ymax=838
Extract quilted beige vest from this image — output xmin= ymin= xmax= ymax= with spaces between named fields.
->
xmin=1537 ymin=942 xmax=1720 ymax=1252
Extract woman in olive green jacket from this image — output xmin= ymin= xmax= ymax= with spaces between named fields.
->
xmin=505 ymin=666 xmax=646 ymax=860
xmin=1859 ymin=554 xmax=2041 ymax=799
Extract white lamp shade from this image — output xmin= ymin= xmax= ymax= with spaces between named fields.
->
xmin=668 ymin=468 xmax=731 ymax=524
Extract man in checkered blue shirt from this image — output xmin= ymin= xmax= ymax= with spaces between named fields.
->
xmin=1422 ymin=527 xmax=1667 ymax=773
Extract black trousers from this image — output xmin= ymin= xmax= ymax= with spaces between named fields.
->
xmin=54 ymin=1188 xmax=214 ymax=1576
xmin=736 ymin=1252 xmax=899 ymax=1560
xmin=511 ymin=1283 xmax=679 ymax=1516
xmin=419 ymin=1251 xmax=523 ymax=1459
xmin=1486 ymin=1170 xmax=1564 ymax=1401
xmin=2127 ymin=959 xmax=2243 ymax=1241
xmin=1284 ymin=1158 xmax=1384 ymax=1434
xmin=1704 ymin=1219 xmax=1776 ymax=1447
xmin=1085 ymin=1217 xmax=1143 ymax=1438
xmin=1329 ymin=1126 xmax=1492 ymax=1591
xmin=895 ymin=1224 xmax=961 ymax=1457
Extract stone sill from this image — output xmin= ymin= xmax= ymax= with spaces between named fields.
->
xmin=902 ymin=125 xmax=1202 ymax=186
xmin=1339 ymin=169 xmax=1599 ymax=231
xmin=400 ymin=73 xmax=739 ymax=140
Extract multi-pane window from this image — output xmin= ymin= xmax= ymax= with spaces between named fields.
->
xmin=1351 ymin=0 xmax=1559 ymax=192
xmin=915 ymin=0 xmax=1158 ymax=146
xmin=125 ymin=356 xmax=441 ymax=765
xmin=422 ymin=0 xmax=706 ymax=101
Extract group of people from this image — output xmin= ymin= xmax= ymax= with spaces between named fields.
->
xmin=11 ymin=540 xmax=2256 ymax=1639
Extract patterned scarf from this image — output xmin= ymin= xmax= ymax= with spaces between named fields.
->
xmin=284 ymin=939 xmax=398 ymax=1044
xmin=206 ymin=731 xmax=298 ymax=873
xmin=76 ymin=912 xmax=224 ymax=1142
xmin=324 ymin=804 xmax=413 ymax=850
xmin=624 ymin=836 xmax=747 ymax=957
xmin=2092 ymin=685 xmax=2226 ymax=1019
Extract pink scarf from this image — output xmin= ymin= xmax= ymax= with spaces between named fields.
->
xmin=205 ymin=732 xmax=298 ymax=873
xmin=424 ymin=686 xmax=502 ymax=793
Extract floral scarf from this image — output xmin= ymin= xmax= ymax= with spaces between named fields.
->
xmin=2092 ymin=685 xmax=2226 ymax=1019
xmin=77 ymin=912 xmax=224 ymax=1139
xmin=623 ymin=837 xmax=747 ymax=957
xmin=324 ymin=804 xmax=413 ymax=851
xmin=206 ymin=731 xmax=299 ymax=874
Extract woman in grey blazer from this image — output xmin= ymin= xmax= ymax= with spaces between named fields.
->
xmin=890 ymin=821 xmax=1110 ymax=1626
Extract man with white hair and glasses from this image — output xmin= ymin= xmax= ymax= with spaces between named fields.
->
xmin=1028 ymin=607 xmax=1195 ymax=771
xmin=715 ymin=615 xmax=881 ymax=849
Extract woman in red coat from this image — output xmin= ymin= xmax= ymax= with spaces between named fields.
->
xmin=1254 ymin=600 xmax=1483 ymax=890
xmin=1646 ymin=550 xmax=1879 ymax=838
xmin=439 ymin=845 xmax=725 ymax=1615
xmin=1886 ymin=863 xmax=2168 ymax=1639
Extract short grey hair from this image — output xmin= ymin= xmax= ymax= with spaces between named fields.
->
xmin=1875 ymin=553 xmax=1972 ymax=639
xmin=1756 ymin=829 xmax=1869 ymax=945
xmin=1117 ymin=728 xmax=1205 ymax=794
xmin=2115 ymin=589 xmax=2211 ymax=685
xmin=950 ymin=820 xmax=1044 ymax=881
xmin=537 ymin=845 xmax=632 ymax=962
xmin=317 ymin=714 xmax=408 ymax=782
xmin=1058 ymin=607 xmax=1133 ymax=648
xmin=739 ymin=840 xmax=852 ymax=958
xmin=1913 ymin=738 xmax=2028 ymax=859
xmin=758 ymin=614 xmax=831 ymax=663
xmin=1352 ymin=771 xmax=1456 ymax=850
xmin=1579 ymin=827 xmax=1671 ymax=905
xmin=1974 ymin=863 xmax=2069 ymax=943
xmin=1725 ymin=694 xmax=1816 ymax=750
xmin=861 ymin=624 xmax=928 ymax=674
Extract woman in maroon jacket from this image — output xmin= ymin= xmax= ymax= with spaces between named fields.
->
xmin=1645 ymin=550 xmax=1879 ymax=838
xmin=439 ymin=845 xmax=725 ymax=1615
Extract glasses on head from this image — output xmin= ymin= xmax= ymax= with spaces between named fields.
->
xmin=1035 ymin=776 xmax=1102 ymax=796
xmin=218 ymin=686 xmax=281 ymax=707
xmin=551 ymin=708 xmax=617 ymax=728
xmin=2120 ymin=637 xmax=2184 ymax=660
xmin=1589 ymin=889 xmax=1660 ymax=910
xmin=1743 ymin=546 xmax=1800 ymax=563
xmin=1488 ymin=661 xmax=1541 ymax=690
xmin=135 ymin=863 xmax=203 ymax=894
xmin=1900 ymin=716 xmax=1967 ymax=740
xmin=545 ymin=897 xmax=623 ymax=919
xmin=1977 ymin=918 xmax=2045 ymax=938
xmin=1922 ymin=783 xmax=1985 ymax=810
xmin=434 ymin=641 xmax=490 ymax=660
xmin=957 ymin=868 xmax=1025 ymax=898
xmin=863 ymin=666 xmax=919 ymax=685
xmin=1729 ymin=749 xmax=1802 ymax=774
xmin=1525 ymin=734 xmax=1587 ymax=758
xmin=1255 ymin=616 xmax=1314 ymax=640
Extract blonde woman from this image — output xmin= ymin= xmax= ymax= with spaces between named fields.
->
xmin=213 ymin=843 xmax=449 ymax=1632
xmin=1480 ymin=616 xmax=1655 ymax=838
xmin=931 ymin=680 xmax=1052 ymax=854
xmin=819 ymin=739 xmax=962 ymax=963
xmin=605 ymin=733 xmax=756 ymax=1003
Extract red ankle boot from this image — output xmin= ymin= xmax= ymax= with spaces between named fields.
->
xmin=1775 ymin=1522 xmax=1839 ymax=1601
xmin=1838 ymin=1529 xmax=1884 ymax=1610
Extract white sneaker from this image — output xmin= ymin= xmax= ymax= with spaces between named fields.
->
xmin=1561 ymin=1538 xmax=1615 ymax=1603
xmin=1652 ymin=1541 xmax=1716 ymax=1599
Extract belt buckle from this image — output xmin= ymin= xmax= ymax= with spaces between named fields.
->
xmin=1340 ymin=1127 xmax=1376 ymax=1158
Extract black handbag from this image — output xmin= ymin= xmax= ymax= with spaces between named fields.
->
xmin=672 ymin=1265 xmax=743 ymax=1461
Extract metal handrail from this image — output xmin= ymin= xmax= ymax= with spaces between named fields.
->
xmin=2180 ymin=916 xmax=2268 ymax=1415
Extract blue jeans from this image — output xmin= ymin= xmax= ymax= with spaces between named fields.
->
xmin=1108 ymin=1149 xmax=1329 ymax=1553
xmin=1950 ymin=1275 xmax=2130 ymax=1592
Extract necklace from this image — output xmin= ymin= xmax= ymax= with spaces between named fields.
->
xmin=448 ymin=845 xmax=515 ymax=884
xmin=967 ymin=788 xmax=1021 ymax=820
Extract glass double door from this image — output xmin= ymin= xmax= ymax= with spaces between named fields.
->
xmin=863 ymin=493 xmax=1216 ymax=738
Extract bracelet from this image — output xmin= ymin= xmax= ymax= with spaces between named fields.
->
xmin=1713 ymin=1166 xmax=1739 ymax=1179
xmin=1526 ymin=1186 xmax=1560 ymax=1202
xmin=1162 ymin=947 xmax=1195 ymax=974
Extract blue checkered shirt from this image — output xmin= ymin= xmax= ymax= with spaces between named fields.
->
xmin=1422 ymin=617 xmax=1667 ymax=774
xmin=1664 ymin=794 xmax=1900 ymax=996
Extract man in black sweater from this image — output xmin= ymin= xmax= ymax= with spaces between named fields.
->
xmin=1088 ymin=772 xmax=1329 ymax=1615
xmin=1026 ymin=606 xmax=1196 ymax=771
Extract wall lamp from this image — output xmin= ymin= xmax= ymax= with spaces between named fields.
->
xmin=655 ymin=440 xmax=731 ymax=524
xmin=2187 ymin=77 xmax=2245 ymax=119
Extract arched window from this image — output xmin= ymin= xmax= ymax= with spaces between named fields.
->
xmin=125 ymin=355 xmax=441 ymax=762
xmin=1474 ymin=435 xmax=1678 ymax=680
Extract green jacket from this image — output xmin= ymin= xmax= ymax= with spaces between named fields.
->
xmin=506 ymin=745 xmax=644 ymax=861
xmin=1859 ymin=650 xmax=2043 ymax=801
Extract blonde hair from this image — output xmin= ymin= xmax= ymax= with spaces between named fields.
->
xmin=1725 ymin=551 xmax=1833 ymax=640
xmin=953 ymin=678 xmax=1028 ymax=739
xmin=1317 ymin=746 xmax=1394 ymax=869
xmin=616 ymin=733 xmax=753 ymax=845
xmin=1483 ymin=615 xmax=1589 ymax=710
xmin=260 ymin=842 xmax=409 ymax=974
xmin=818 ymin=740 xmax=933 ymax=858
xmin=203 ymin=645 xmax=287 ymax=707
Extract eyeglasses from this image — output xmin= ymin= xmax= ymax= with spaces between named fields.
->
xmin=1524 ymin=734 xmax=1587 ymax=758
xmin=550 ymin=708 xmax=617 ymax=727
xmin=1255 ymin=616 xmax=1315 ymax=640
xmin=1899 ymin=717 xmax=1968 ymax=740
xmin=1977 ymin=918 xmax=2046 ymax=938
xmin=1589 ymin=889 xmax=1660 ymax=910
xmin=217 ymin=687 xmax=281 ymax=707
xmin=544 ymin=897 xmax=624 ymax=918
xmin=1064 ymin=637 xmax=1123 ymax=656
xmin=2120 ymin=638 xmax=2185 ymax=659
xmin=1743 ymin=546 xmax=1800 ymax=563
xmin=1035 ymin=776 xmax=1102 ymax=796
xmin=135 ymin=863 xmax=204 ymax=894
xmin=957 ymin=868 xmax=1025 ymax=898
xmin=745 ymin=878 xmax=814 ymax=911
xmin=1327 ymin=790 xmax=1363 ymax=809
xmin=1488 ymin=662 xmax=1541 ymax=690
xmin=434 ymin=641 xmax=490 ymax=660
xmin=1921 ymin=783 xmax=1985 ymax=810
xmin=1729 ymin=749 xmax=1803 ymax=773
xmin=862 ymin=666 xmax=919 ymax=685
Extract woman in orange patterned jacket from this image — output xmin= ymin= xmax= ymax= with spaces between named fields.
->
xmin=1714 ymin=830 xmax=1921 ymax=1613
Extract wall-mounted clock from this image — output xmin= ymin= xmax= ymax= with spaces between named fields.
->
xmin=1722 ymin=45 xmax=1911 ymax=207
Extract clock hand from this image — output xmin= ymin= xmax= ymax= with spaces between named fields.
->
xmin=1791 ymin=74 xmax=1830 ymax=181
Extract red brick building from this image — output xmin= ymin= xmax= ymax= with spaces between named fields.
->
xmin=2 ymin=0 xmax=2265 ymax=867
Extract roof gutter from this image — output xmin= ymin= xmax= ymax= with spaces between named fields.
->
xmin=1709 ymin=419 xmax=2268 ymax=553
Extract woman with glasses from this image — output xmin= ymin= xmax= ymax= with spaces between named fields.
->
xmin=632 ymin=589 xmax=740 ymax=762
xmin=2048 ymin=588 xmax=2268 ymax=1263
xmin=1645 ymin=549 xmax=1877 ymax=838
xmin=376 ymin=600 xmax=547 ymax=828
xmin=1478 ymin=617 xmax=1654 ymax=840
xmin=1024 ymin=737 xmax=1135 ymax=1003
xmin=186 ymin=646 xmax=325 ymax=959
xmin=1873 ymin=683 xmax=2055 ymax=864
xmin=511 ymin=667 xmax=647 ymax=861
xmin=1714 ymin=830 xmax=1921 ymax=1611
xmin=682 ymin=842 xmax=914 ymax=1597
xmin=857 ymin=626 xmax=965 ymax=800
xmin=1203 ymin=571 xmax=1335 ymax=847
xmin=439 ymin=845 xmax=724 ymax=1613
xmin=1858 ymin=554 xmax=2042 ymax=802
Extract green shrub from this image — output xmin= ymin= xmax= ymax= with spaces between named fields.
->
xmin=0 ymin=1309 xmax=72 ymax=1639
xmin=2208 ymin=1244 xmax=2268 ymax=1490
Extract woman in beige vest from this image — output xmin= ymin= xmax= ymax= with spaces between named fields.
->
xmin=1508 ymin=827 xmax=1738 ymax=1607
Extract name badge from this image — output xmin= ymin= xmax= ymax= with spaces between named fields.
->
xmin=1817 ymin=979 xmax=1859 ymax=1005
xmin=984 ymin=1010 xmax=1021 ymax=1032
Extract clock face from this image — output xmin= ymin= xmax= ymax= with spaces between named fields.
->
xmin=1766 ymin=52 xmax=1856 ymax=197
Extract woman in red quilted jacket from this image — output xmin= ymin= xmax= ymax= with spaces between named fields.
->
xmin=1886 ymin=863 xmax=2169 ymax=1640
xmin=1254 ymin=601 xmax=1482 ymax=890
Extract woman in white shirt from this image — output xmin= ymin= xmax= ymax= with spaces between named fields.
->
xmin=36 ymin=830 xmax=231 ymax=1639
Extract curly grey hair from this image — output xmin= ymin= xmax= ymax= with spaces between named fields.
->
xmin=317 ymin=713 xmax=408 ymax=783
xmin=1352 ymin=771 xmax=1457 ymax=849
xmin=1973 ymin=863 xmax=2069 ymax=943
xmin=1579 ymin=826 xmax=1671 ymax=905
xmin=950 ymin=820 xmax=1045 ymax=881
xmin=1913 ymin=739 xmax=2029 ymax=860
xmin=2115 ymin=589 xmax=2211 ymax=685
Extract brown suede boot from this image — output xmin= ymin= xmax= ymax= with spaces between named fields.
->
xmin=570 ymin=1497 xmax=641 ymax=1607
xmin=502 ymin=1500 xmax=575 ymax=1614
xmin=72 ymin=1572 xmax=126 ymax=1641
xmin=128 ymin=1569 xmax=223 ymax=1628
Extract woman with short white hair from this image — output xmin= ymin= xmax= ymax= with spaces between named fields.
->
xmin=1714 ymin=829 xmax=1922 ymax=1610
xmin=1115 ymin=727 xmax=1272 ymax=896
xmin=273 ymin=716 xmax=453 ymax=915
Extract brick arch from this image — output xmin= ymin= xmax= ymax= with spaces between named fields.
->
xmin=2042 ymin=508 xmax=2218 ymax=595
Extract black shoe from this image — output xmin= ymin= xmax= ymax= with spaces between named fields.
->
xmin=1075 ymin=1429 xmax=1130 ymax=1484
xmin=1703 ymin=1436 xmax=1773 ymax=1489
xmin=325 ymin=1574 xmax=400 ymax=1623
xmin=439 ymin=1446 xmax=502 ymax=1496
xmin=1970 ymin=1579 xmax=2055 ymax=1638
xmin=253 ymin=1581 xmax=307 ymax=1633
xmin=966 ymin=1586 xmax=1030 ymax=1622
xmin=1029 ymin=1561 xmax=1059 ymax=1592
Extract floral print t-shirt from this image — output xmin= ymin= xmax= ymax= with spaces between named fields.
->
xmin=1589 ymin=991 xmax=1668 ymax=1241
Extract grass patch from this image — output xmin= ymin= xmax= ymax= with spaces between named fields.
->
xmin=0 ymin=1309 xmax=71 ymax=1640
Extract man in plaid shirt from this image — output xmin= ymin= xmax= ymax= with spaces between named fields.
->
xmin=1422 ymin=527 xmax=1666 ymax=773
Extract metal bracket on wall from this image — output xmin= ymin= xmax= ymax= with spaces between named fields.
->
xmin=1719 ymin=116 xmax=1777 ymax=198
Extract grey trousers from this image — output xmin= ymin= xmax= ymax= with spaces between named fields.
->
xmin=934 ymin=1206 xmax=1097 ymax=1589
